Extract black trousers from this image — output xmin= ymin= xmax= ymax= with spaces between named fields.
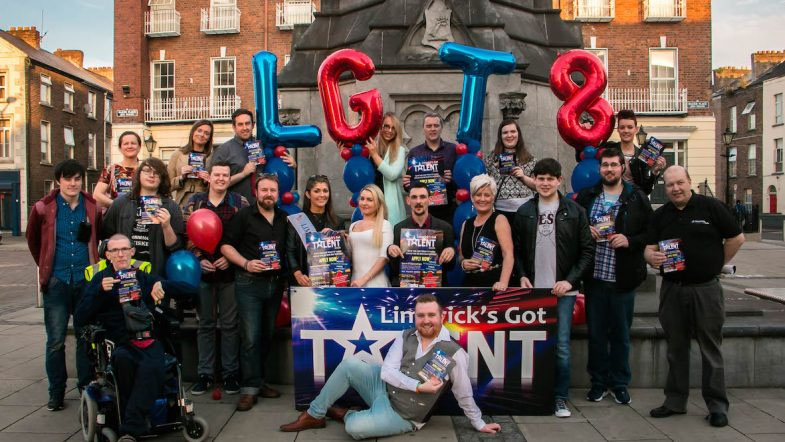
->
xmin=113 ymin=340 xmax=166 ymax=436
xmin=658 ymin=278 xmax=729 ymax=414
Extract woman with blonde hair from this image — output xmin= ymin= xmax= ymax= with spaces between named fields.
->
xmin=364 ymin=112 xmax=407 ymax=225
xmin=458 ymin=174 xmax=514 ymax=290
xmin=348 ymin=184 xmax=393 ymax=287
xmin=168 ymin=119 xmax=214 ymax=209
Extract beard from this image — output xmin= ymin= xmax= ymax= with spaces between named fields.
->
xmin=601 ymin=175 xmax=621 ymax=186
xmin=257 ymin=198 xmax=275 ymax=211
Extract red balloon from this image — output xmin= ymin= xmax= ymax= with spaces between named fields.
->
xmin=281 ymin=192 xmax=295 ymax=204
xmin=455 ymin=143 xmax=468 ymax=155
xmin=595 ymin=147 xmax=605 ymax=159
xmin=275 ymin=294 xmax=290 ymax=328
xmin=572 ymin=293 xmax=586 ymax=325
xmin=456 ymin=188 xmax=470 ymax=202
xmin=274 ymin=146 xmax=288 ymax=157
xmin=475 ymin=151 xmax=483 ymax=158
xmin=318 ymin=49 xmax=383 ymax=145
xmin=349 ymin=197 xmax=357 ymax=208
xmin=340 ymin=148 xmax=353 ymax=160
xmin=550 ymin=50 xmax=615 ymax=151
xmin=361 ymin=146 xmax=370 ymax=157
xmin=186 ymin=209 xmax=223 ymax=254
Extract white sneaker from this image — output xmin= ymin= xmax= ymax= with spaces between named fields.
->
xmin=554 ymin=398 xmax=571 ymax=418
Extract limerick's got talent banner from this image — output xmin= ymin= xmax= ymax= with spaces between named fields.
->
xmin=290 ymin=287 xmax=558 ymax=415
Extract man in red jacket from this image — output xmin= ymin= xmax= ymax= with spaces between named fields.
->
xmin=26 ymin=159 xmax=102 ymax=411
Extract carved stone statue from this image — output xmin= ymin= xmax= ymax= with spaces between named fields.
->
xmin=422 ymin=0 xmax=454 ymax=50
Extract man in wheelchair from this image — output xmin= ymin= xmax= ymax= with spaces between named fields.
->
xmin=75 ymin=233 xmax=196 ymax=441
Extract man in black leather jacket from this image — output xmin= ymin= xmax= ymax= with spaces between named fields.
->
xmin=512 ymin=158 xmax=594 ymax=418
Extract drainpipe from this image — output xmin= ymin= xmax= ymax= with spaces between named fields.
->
xmin=264 ymin=0 xmax=269 ymax=50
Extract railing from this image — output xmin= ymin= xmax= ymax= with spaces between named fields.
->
xmin=144 ymin=95 xmax=241 ymax=122
xmin=604 ymin=87 xmax=688 ymax=115
xmin=201 ymin=5 xmax=241 ymax=34
xmin=573 ymin=0 xmax=614 ymax=22
xmin=276 ymin=1 xmax=316 ymax=30
xmin=644 ymin=0 xmax=686 ymax=22
xmin=145 ymin=9 xmax=181 ymax=37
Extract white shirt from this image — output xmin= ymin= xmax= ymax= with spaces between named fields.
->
xmin=349 ymin=220 xmax=393 ymax=287
xmin=380 ymin=327 xmax=487 ymax=431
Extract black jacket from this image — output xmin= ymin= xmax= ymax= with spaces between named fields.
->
xmin=576 ymin=182 xmax=653 ymax=291
xmin=512 ymin=194 xmax=595 ymax=290
xmin=601 ymin=141 xmax=659 ymax=194
xmin=388 ymin=215 xmax=455 ymax=287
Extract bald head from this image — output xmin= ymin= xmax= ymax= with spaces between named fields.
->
xmin=663 ymin=165 xmax=690 ymax=184
xmin=662 ymin=165 xmax=692 ymax=208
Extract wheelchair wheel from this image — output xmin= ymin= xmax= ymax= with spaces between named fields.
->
xmin=79 ymin=391 xmax=98 ymax=441
xmin=182 ymin=415 xmax=209 ymax=442
xmin=98 ymin=427 xmax=117 ymax=442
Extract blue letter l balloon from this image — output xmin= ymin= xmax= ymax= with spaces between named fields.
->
xmin=439 ymin=43 xmax=516 ymax=152
xmin=252 ymin=51 xmax=322 ymax=148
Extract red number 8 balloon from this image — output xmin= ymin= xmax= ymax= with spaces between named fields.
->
xmin=550 ymin=49 xmax=615 ymax=151
xmin=318 ymin=49 xmax=383 ymax=145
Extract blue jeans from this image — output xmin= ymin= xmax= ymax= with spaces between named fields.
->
xmin=555 ymin=294 xmax=576 ymax=400
xmin=234 ymin=272 xmax=282 ymax=395
xmin=308 ymin=358 xmax=414 ymax=440
xmin=197 ymin=281 xmax=239 ymax=378
xmin=44 ymin=276 xmax=91 ymax=399
xmin=584 ymin=280 xmax=635 ymax=390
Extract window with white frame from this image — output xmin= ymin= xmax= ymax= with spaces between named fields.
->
xmin=44 ymin=180 xmax=54 ymax=193
xmin=745 ymin=188 xmax=753 ymax=213
xmin=776 ymin=94 xmax=783 ymax=125
xmin=40 ymin=74 xmax=52 ymax=105
xmin=211 ymin=57 xmax=236 ymax=111
xmin=158 ymin=147 xmax=177 ymax=163
xmin=64 ymin=83 xmax=75 ymax=112
xmin=104 ymin=134 xmax=112 ymax=167
xmin=776 ymin=138 xmax=784 ymax=173
xmin=586 ymin=48 xmax=608 ymax=73
xmin=284 ymin=54 xmax=291 ymax=65
xmin=88 ymin=91 xmax=97 ymax=118
xmin=0 ymin=118 xmax=10 ymax=159
xmin=741 ymin=101 xmax=755 ymax=130
xmin=64 ymin=126 xmax=75 ymax=159
xmin=105 ymin=96 xmax=112 ymax=122
xmin=649 ymin=48 xmax=677 ymax=107
xmin=88 ymin=133 xmax=96 ymax=170
xmin=152 ymin=61 xmax=175 ymax=113
xmin=0 ymin=73 xmax=6 ymax=100
xmin=748 ymin=144 xmax=757 ymax=176
xmin=41 ymin=120 xmax=51 ymax=163
xmin=729 ymin=106 xmax=737 ymax=133
xmin=728 ymin=146 xmax=737 ymax=178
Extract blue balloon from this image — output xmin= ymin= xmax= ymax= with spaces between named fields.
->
xmin=279 ymin=202 xmax=302 ymax=215
xmin=343 ymin=156 xmax=375 ymax=193
xmin=582 ymin=146 xmax=597 ymax=160
xmin=252 ymin=51 xmax=322 ymax=148
xmin=165 ymin=250 xmax=201 ymax=290
xmin=446 ymin=262 xmax=465 ymax=287
xmin=439 ymin=43 xmax=516 ymax=147
xmin=351 ymin=191 xmax=361 ymax=205
xmin=351 ymin=143 xmax=364 ymax=156
xmin=571 ymin=157 xmax=601 ymax=193
xmin=453 ymin=201 xmax=477 ymax=238
xmin=453 ymin=154 xmax=486 ymax=190
xmin=264 ymin=157 xmax=295 ymax=192
xmin=263 ymin=147 xmax=274 ymax=158
xmin=292 ymin=191 xmax=300 ymax=204
xmin=351 ymin=207 xmax=363 ymax=224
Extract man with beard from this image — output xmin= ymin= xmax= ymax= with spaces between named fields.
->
xmin=576 ymin=148 xmax=653 ymax=405
xmin=644 ymin=166 xmax=744 ymax=428
xmin=220 ymin=174 xmax=289 ymax=410
xmin=279 ymin=294 xmax=501 ymax=438
xmin=387 ymin=183 xmax=455 ymax=287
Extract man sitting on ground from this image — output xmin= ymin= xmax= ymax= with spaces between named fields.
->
xmin=279 ymin=294 xmax=501 ymax=439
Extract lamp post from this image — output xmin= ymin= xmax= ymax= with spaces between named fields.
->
xmin=144 ymin=133 xmax=157 ymax=158
xmin=721 ymin=127 xmax=736 ymax=205
xmin=636 ymin=125 xmax=648 ymax=146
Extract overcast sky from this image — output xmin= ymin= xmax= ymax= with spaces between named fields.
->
xmin=0 ymin=0 xmax=782 ymax=69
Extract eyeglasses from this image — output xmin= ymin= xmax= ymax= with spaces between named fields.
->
xmin=140 ymin=168 xmax=160 ymax=177
xmin=107 ymin=247 xmax=133 ymax=255
xmin=600 ymin=162 xmax=623 ymax=168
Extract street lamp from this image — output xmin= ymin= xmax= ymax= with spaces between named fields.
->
xmin=721 ymin=127 xmax=736 ymax=205
xmin=144 ymin=133 xmax=157 ymax=157
xmin=636 ymin=125 xmax=648 ymax=146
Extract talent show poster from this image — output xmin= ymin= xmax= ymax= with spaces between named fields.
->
xmin=290 ymin=287 xmax=557 ymax=415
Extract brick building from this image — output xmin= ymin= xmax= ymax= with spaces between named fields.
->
xmin=556 ymin=0 xmax=715 ymax=202
xmin=112 ymin=0 xmax=319 ymax=162
xmin=0 ymin=26 xmax=113 ymax=235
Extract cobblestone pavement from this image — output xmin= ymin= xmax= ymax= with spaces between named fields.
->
xmin=1 ymin=236 xmax=784 ymax=441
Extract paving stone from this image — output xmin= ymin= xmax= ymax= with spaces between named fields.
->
xmin=386 ymin=416 xmax=456 ymax=441
xmin=0 ymin=433 xmax=70 ymax=442
xmin=0 ymin=405 xmax=38 ymax=431
xmin=644 ymin=413 xmax=751 ymax=441
xmin=0 ymin=356 xmax=46 ymax=380
xmin=0 ymin=379 xmax=75 ymax=406
xmin=749 ymin=435 xmax=785 ymax=442
xmin=743 ymin=398 xmax=785 ymax=421
xmin=626 ymin=388 xmax=707 ymax=416
xmin=455 ymin=416 xmax=525 ymax=441
xmin=729 ymin=388 xmax=785 ymax=401
xmin=518 ymin=422 xmax=604 ymax=442
xmin=190 ymin=401 xmax=236 ymax=437
xmin=214 ymin=411 xmax=298 ymax=441
xmin=0 ymin=379 xmax=37 ymax=400
xmin=580 ymin=406 xmax=666 ymax=440
xmin=722 ymin=403 xmax=785 ymax=435
xmin=2 ymin=405 xmax=81 ymax=434
xmin=296 ymin=418 xmax=356 ymax=440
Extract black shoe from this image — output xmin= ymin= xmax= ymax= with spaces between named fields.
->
xmin=650 ymin=405 xmax=685 ymax=418
xmin=190 ymin=375 xmax=213 ymax=396
xmin=223 ymin=375 xmax=240 ymax=395
xmin=46 ymin=396 xmax=64 ymax=411
xmin=611 ymin=387 xmax=631 ymax=405
xmin=707 ymin=412 xmax=728 ymax=427
xmin=586 ymin=386 xmax=607 ymax=402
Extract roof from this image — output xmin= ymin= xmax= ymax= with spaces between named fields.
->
xmin=749 ymin=60 xmax=785 ymax=87
xmin=0 ymin=29 xmax=113 ymax=92
xmin=278 ymin=0 xmax=583 ymax=87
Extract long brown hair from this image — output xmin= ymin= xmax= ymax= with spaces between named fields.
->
xmin=377 ymin=112 xmax=403 ymax=163
xmin=179 ymin=119 xmax=214 ymax=155
xmin=131 ymin=157 xmax=171 ymax=199
xmin=303 ymin=175 xmax=339 ymax=227
xmin=493 ymin=119 xmax=532 ymax=164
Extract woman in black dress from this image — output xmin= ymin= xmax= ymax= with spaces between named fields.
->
xmin=458 ymin=174 xmax=515 ymax=290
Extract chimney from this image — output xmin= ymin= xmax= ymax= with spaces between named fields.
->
xmin=54 ymin=49 xmax=85 ymax=68
xmin=88 ymin=66 xmax=114 ymax=82
xmin=7 ymin=26 xmax=41 ymax=49
xmin=752 ymin=50 xmax=785 ymax=79
xmin=713 ymin=66 xmax=750 ymax=92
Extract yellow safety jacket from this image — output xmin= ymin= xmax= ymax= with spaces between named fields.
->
xmin=84 ymin=259 xmax=152 ymax=282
